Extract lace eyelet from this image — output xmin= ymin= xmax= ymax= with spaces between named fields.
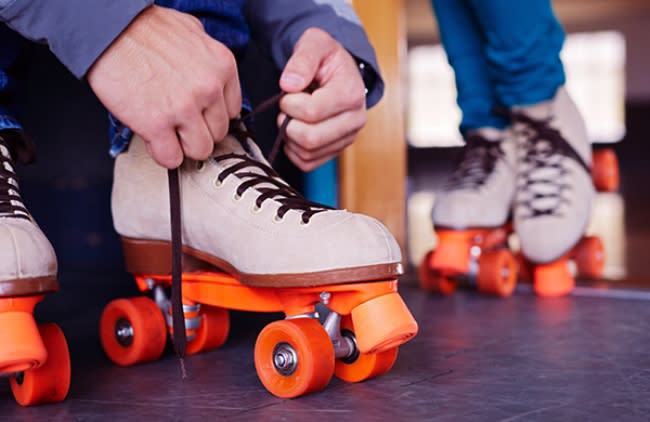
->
xmin=213 ymin=177 xmax=223 ymax=188
xmin=233 ymin=192 xmax=242 ymax=202
xmin=299 ymin=219 xmax=310 ymax=227
xmin=273 ymin=214 xmax=284 ymax=223
xmin=196 ymin=161 xmax=205 ymax=171
xmin=251 ymin=204 xmax=262 ymax=214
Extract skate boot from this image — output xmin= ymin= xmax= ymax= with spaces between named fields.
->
xmin=0 ymin=130 xmax=70 ymax=406
xmin=420 ymin=128 xmax=518 ymax=297
xmin=511 ymin=87 xmax=596 ymax=297
xmin=101 ymin=120 xmax=418 ymax=398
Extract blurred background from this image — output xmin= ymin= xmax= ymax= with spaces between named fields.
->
xmin=405 ymin=0 xmax=650 ymax=288
xmin=11 ymin=0 xmax=650 ymax=293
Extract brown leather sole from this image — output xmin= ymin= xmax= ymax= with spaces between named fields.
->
xmin=121 ymin=237 xmax=403 ymax=288
xmin=0 ymin=276 xmax=59 ymax=298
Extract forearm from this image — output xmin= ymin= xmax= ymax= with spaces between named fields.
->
xmin=245 ymin=0 xmax=384 ymax=107
xmin=0 ymin=0 xmax=153 ymax=78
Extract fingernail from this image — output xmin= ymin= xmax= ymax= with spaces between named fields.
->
xmin=281 ymin=72 xmax=305 ymax=89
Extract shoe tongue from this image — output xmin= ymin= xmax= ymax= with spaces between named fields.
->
xmin=515 ymin=100 xmax=553 ymax=121
xmin=213 ymin=134 xmax=269 ymax=165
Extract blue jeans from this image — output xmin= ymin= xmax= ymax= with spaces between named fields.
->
xmin=431 ymin=0 xmax=566 ymax=133
xmin=0 ymin=24 xmax=27 ymax=133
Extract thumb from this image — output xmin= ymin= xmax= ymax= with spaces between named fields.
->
xmin=280 ymin=31 xmax=325 ymax=93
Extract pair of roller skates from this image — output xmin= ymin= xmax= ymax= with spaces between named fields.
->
xmin=420 ymin=88 xmax=617 ymax=298
xmin=99 ymin=129 xmax=418 ymax=398
xmin=0 ymin=131 xmax=70 ymax=406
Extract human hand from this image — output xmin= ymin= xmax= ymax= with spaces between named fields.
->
xmin=278 ymin=28 xmax=367 ymax=172
xmin=87 ymin=5 xmax=242 ymax=168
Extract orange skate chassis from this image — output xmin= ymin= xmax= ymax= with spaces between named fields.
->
xmin=420 ymin=148 xmax=617 ymax=298
xmin=100 ymin=239 xmax=418 ymax=399
xmin=0 ymin=294 xmax=71 ymax=406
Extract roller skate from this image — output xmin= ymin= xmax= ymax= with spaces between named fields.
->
xmin=100 ymin=124 xmax=418 ymax=398
xmin=419 ymin=129 xmax=519 ymax=297
xmin=511 ymin=87 xmax=599 ymax=297
xmin=0 ymin=130 xmax=70 ymax=406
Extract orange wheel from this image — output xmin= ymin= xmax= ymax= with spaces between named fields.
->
xmin=592 ymin=148 xmax=619 ymax=192
xmin=573 ymin=236 xmax=605 ymax=279
xmin=254 ymin=318 xmax=334 ymax=398
xmin=186 ymin=306 xmax=230 ymax=356
xmin=334 ymin=315 xmax=398 ymax=383
xmin=100 ymin=297 xmax=167 ymax=366
xmin=477 ymin=249 xmax=517 ymax=297
xmin=419 ymin=251 xmax=456 ymax=295
xmin=533 ymin=259 xmax=574 ymax=297
xmin=10 ymin=323 xmax=70 ymax=406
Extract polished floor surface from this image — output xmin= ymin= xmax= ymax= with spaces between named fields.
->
xmin=2 ymin=271 xmax=649 ymax=420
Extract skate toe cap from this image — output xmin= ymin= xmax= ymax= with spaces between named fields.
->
xmin=0 ymin=218 xmax=57 ymax=282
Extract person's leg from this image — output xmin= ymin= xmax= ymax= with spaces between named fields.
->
xmin=0 ymin=24 xmax=58 ymax=299
xmin=465 ymin=0 xmax=566 ymax=107
xmin=0 ymin=26 xmax=62 ymax=389
xmin=429 ymin=0 xmax=515 ymax=231
xmin=432 ymin=0 xmax=506 ymax=133
xmin=467 ymin=1 xmax=593 ymax=290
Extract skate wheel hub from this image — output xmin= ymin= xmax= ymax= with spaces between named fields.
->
xmin=114 ymin=318 xmax=135 ymax=347
xmin=272 ymin=342 xmax=298 ymax=376
xmin=13 ymin=371 xmax=24 ymax=386
xmin=339 ymin=329 xmax=360 ymax=364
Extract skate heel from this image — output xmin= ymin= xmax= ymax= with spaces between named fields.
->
xmin=0 ymin=296 xmax=47 ymax=374
xmin=351 ymin=292 xmax=418 ymax=355
xmin=121 ymin=237 xmax=173 ymax=275
xmin=430 ymin=230 xmax=471 ymax=274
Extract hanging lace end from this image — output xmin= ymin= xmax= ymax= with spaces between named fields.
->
xmin=179 ymin=356 xmax=188 ymax=380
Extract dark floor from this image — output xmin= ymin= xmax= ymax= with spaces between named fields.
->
xmin=2 ymin=271 xmax=650 ymax=421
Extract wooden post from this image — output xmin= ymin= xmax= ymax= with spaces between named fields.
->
xmin=344 ymin=0 xmax=407 ymax=253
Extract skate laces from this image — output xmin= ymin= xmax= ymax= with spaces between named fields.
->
xmin=219 ymin=122 xmax=332 ymax=224
xmin=509 ymin=111 xmax=590 ymax=219
xmin=209 ymin=86 xmax=332 ymax=225
xmin=447 ymin=133 xmax=505 ymax=191
xmin=0 ymin=132 xmax=32 ymax=220
xmin=166 ymin=88 xmax=328 ymax=375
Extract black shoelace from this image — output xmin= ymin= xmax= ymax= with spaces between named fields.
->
xmin=447 ymin=133 xmax=505 ymax=191
xmin=508 ymin=110 xmax=590 ymax=219
xmin=167 ymin=90 xmax=330 ymax=377
xmin=0 ymin=131 xmax=33 ymax=220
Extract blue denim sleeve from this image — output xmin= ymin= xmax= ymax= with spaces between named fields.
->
xmin=244 ymin=0 xmax=384 ymax=108
xmin=0 ymin=0 xmax=154 ymax=78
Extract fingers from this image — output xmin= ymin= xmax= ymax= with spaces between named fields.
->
xmin=284 ymin=134 xmax=356 ymax=172
xmin=279 ymin=32 xmax=366 ymax=124
xmin=176 ymin=101 xmax=214 ymax=161
xmin=142 ymin=131 xmax=184 ymax=169
xmin=280 ymin=28 xmax=337 ymax=93
xmin=278 ymin=109 xmax=366 ymax=171
xmin=280 ymin=78 xmax=366 ymax=124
